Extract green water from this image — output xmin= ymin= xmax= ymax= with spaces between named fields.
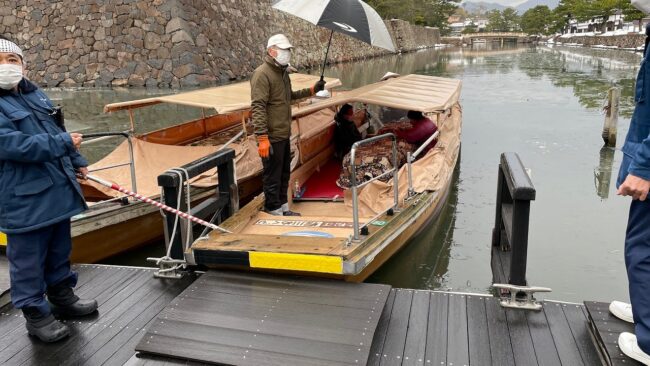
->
xmin=55 ymin=44 xmax=641 ymax=302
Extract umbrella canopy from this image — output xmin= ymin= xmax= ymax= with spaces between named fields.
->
xmin=272 ymin=0 xmax=396 ymax=52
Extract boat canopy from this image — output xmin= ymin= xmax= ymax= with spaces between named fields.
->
xmin=103 ymin=74 xmax=342 ymax=114
xmin=293 ymin=74 xmax=462 ymax=117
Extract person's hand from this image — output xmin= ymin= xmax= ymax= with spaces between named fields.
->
xmin=311 ymin=80 xmax=326 ymax=94
xmin=70 ymin=133 xmax=83 ymax=150
xmin=617 ymin=174 xmax=650 ymax=201
xmin=77 ymin=167 xmax=88 ymax=179
xmin=257 ymin=135 xmax=271 ymax=158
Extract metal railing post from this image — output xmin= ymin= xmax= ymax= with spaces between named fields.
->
xmin=391 ymin=136 xmax=399 ymax=211
xmin=407 ymin=153 xmax=414 ymax=197
xmin=350 ymin=146 xmax=360 ymax=241
xmin=349 ymin=133 xmax=399 ymax=241
xmin=126 ymin=136 xmax=137 ymax=193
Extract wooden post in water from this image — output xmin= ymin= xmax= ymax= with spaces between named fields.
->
xmin=602 ymin=87 xmax=619 ymax=147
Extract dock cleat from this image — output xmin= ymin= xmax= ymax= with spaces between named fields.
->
xmin=609 ymin=301 xmax=634 ymax=323
xmin=619 ymin=332 xmax=650 ymax=365
xmin=47 ymin=284 xmax=98 ymax=317
xmin=22 ymin=308 xmax=70 ymax=343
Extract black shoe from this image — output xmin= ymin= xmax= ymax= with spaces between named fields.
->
xmin=283 ymin=210 xmax=301 ymax=216
xmin=50 ymin=298 xmax=98 ymax=317
xmin=47 ymin=284 xmax=98 ymax=317
xmin=22 ymin=307 xmax=70 ymax=343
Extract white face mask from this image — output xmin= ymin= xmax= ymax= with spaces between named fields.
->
xmin=632 ymin=0 xmax=650 ymax=13
xmin=273 ymin=49 xmax=292 ymax=66
xmin=0 ymin=64 xmax=23 ymax=90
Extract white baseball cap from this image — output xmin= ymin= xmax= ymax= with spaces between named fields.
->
xmin=267 ymin=34 xmax=293 ymax=49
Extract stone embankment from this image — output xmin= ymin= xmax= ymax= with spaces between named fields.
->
xmin=552 ymin=34 xmax=645 ymax=50
xmin=1 ymin=0 xmax=439 ymax=88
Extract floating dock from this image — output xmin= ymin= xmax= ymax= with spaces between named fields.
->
xmin=0 ymin=258 xmax=638 ymax=366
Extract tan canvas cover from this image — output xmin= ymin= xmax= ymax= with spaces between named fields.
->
xmin=293 ymin=74 xmax=462 ymax=118
xmin=103 ymin=74 xmax=342 ymax=115
xmin=82 ymin=137 xmax=262 ymax=199
xmin=348 ymin=103 xmax=462 ymax=216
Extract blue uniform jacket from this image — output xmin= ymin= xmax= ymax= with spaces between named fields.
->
xmin=0 ymin=79 xmax=87 ymax=234
xmin=618 ymin=47 xmax=650 ymax=187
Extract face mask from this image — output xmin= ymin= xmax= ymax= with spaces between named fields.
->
xmin=0 ymin=64 xmax=23 ymax=90
xmin=274 ymin=49 xmax=292 ymax=66
xmin=632 ymin=0 xmax=650 ymax=13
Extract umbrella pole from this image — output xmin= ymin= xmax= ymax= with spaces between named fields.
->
xmin=320 ymin=29 xmax=334 ymax=81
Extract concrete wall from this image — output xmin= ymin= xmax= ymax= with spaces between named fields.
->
xmin=1 ymin=0 xmax=440 ymax=88
xmin=554 ymin=34 xmax=645 ymax=49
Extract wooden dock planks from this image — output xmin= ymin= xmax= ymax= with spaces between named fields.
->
xmin=0 ymin=261 xmax=606 ymax=366
xmin=584 ymin=301 xmax=643 ymax=366
xmin=136 ymin=271 xmax=391 ymax=366
xmin=367 ymin=291 xmax=601 ymax=366
xmin=0 ymin=264 xmax=196 ymax=366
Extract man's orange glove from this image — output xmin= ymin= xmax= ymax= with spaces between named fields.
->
xmin=257 ymin=135 xmax=271 ymax=158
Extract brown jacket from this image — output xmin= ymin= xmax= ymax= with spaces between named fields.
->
xmin=250 ymin=55 xmax=312 ymax=142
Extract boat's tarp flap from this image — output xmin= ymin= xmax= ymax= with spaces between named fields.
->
xmin=293 ymin=74 xmax=462 ymax=117
xmin=82 ymin=137 xmax=262 ymax=199
xmin=103 ymin=74 xmax=342 ymax=114
xmin=349 ymin=103 xmax=462 ymax=216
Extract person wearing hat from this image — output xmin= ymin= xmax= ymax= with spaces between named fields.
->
xmin=251 ymin=34 xmax=326 ymax=216
xmin=0 ymin=36 xmax=97 ymax=343
xmin=609 ymin=14 xmax=650 ymax=364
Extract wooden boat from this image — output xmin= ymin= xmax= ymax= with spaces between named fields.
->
xmin=186 ymin=74 xmax=462 ymax=282
xmin=0 ymin=74 xmax=341 ymax=264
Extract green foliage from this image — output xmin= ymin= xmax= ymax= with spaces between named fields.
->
xmin=520 ymin=5 xmax=555 ymax=34
xmin=552 ymin=0 xmax=644 ymax=31
xmin=485 ymin=9 xmax=520 ymax=31
xmin=366 ymin=0 xmax=461 ymax=35
xmin=462 ymin=23 xmax=478 ymax=33
xmin=502 ymin=8 xmax=521 ymax=30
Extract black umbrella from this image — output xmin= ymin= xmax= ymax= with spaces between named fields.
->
xmin=272 ymin=0 xmax=396 ymax=80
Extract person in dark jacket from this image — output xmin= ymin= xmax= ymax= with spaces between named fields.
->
xmin=251 ymin=34 xmax=325 ymax=216
xmin=333 ymin=104 xmax=362 ymax=159
xmin=0 ymin=37 xmax=97 ymax=343
xmin=609 ymin=22 xmax=650 ymax=365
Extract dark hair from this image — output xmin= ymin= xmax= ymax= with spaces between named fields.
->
xmin=407 ymin=110 xmax=424 ymax=120
xmin=339 ymin=104 xmax=353 ymax=115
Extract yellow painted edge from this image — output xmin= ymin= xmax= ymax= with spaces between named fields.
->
xmin=0 ymin=232 xmax=6 ymax=247
xmin=249 ymin=252 xmax=343 ymax=274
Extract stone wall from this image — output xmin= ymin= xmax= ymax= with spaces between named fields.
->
xmin=0 ymin=0 xmax=440 ymax=88
xmin=554 ymin=34 xmax=645 ymax=49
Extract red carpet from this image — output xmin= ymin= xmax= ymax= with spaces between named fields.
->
xmin=299 ymin=159 xmax=344 ymax=200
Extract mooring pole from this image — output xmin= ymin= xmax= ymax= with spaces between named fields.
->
xmin=602 ymin=87 xmax=619 ymax=147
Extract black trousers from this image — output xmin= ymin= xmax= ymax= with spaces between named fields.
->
xmin=262 ymin=139 xmax=291 ymax=211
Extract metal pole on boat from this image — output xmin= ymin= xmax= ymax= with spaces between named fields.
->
xmin=83 ymin=174 xmax=231 ymax=234
xmin=392 ymin=136 xmax=399 ymax=211
xmin=350 ymin=146 xmax=360 ymax=241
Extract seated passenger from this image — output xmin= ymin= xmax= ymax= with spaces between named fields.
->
xmin=333 ymin=104 xmax=362 ymax=160
xmin=380 ymin=110 xmax=438 ymax=156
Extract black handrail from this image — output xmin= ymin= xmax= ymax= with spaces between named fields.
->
xmin=491 ymin=152 xmax=536 ymax=286
xmin=157 ymin=148 xmax=237 ymax=260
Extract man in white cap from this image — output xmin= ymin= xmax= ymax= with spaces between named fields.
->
xmin=0 ymin=36 xmax=97 ymax=343
xmin=250 ymin=34 xmax=325 ymax=216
